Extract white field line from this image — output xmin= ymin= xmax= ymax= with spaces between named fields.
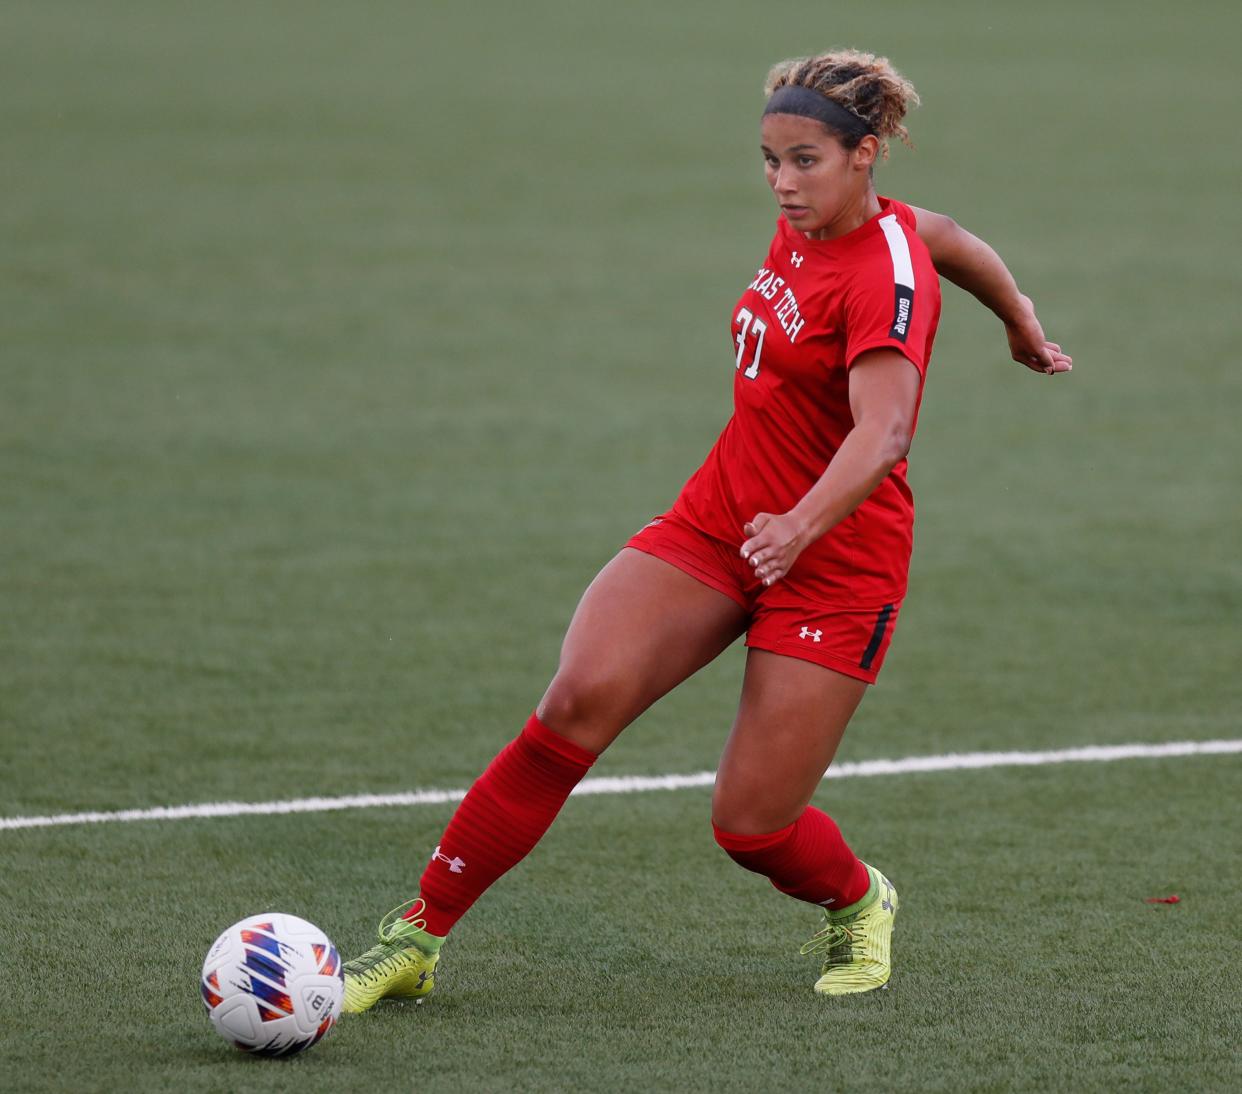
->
xmin=2 ymin=738 xmax=1239 ymax=833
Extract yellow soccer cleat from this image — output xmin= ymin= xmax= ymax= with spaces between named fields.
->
xmin=342 ymin=899 xmax=443 ymax=1015
xmin=800 ymin=863 xmax=898 ymax=996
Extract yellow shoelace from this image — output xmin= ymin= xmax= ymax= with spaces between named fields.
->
xmin=799 ymin=919 xmax=865 ymax=965
xmin=377 ymin=897 xmax=428 ymax=943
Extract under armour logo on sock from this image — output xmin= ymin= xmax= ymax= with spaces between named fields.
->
xmin=799 ymin=626 xmax=822 ymax=642
xmin=431 ymin=845 xmax=466 ymax=873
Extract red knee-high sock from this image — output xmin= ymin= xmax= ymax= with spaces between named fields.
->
xmin=411 ymin=713 xmax=596 ymax=936
xmin=713 ymin=807 xmax=870 ymax=909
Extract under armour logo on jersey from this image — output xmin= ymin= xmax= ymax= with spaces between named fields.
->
xmin=799 ymin=626 xmax=822 ymax=643
xmin=790 ymin=251 xmax=805 ymax=267
xmin=431 ymin=845 xmax=466 ymax=873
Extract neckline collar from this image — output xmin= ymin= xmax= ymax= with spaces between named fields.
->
xmin=778 ymin=195 xmax=895 ymax=250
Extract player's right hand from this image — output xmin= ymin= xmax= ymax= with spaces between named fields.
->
xmin=741 ymin=512 xmax=807 ymax=587
xmin=1005 ymin=296 xmax=1073 ymax=375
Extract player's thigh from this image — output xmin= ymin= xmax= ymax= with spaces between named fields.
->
xmin=712 ymin=648 xmax=868 ymax=834
xmin=537 ymin=547 xmax=747 ymax=752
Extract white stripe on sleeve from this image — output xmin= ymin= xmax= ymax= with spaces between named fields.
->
xmin=878 ymin=214 xmax=915 ymax=289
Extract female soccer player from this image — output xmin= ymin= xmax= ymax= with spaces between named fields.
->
xmin=343 ymin=49 xmax=1071 ymax=1006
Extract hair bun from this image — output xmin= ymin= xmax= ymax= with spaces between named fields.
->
xmin=763 ymin=49 xmax=919 ymax=158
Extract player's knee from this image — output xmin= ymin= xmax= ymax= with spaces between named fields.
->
xmin=711 ymin=801 xmax=787 ymax=875
xmin=538 ymin=669 xmax=633 ymax=741
xmin=711 ymin=779 xmax=791 ymax=836
xmin=711 ymin=783 xmax=753 ymax=835
xmin=711 ymin=809 xmax=740 ymax=847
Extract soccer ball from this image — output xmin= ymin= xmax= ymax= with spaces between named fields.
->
xmin=200 ymin=912 xmax=344 ymax=1056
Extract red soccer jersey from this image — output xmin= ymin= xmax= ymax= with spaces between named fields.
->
xmin=672 ymin=197 xmax=941 ymax=606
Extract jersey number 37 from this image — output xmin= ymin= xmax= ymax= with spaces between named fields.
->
xmin=734 ymin=307 xmax=766 ymax=381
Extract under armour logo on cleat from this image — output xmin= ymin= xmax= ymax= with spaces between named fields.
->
xmin=881 ymin=879 xmax=895 ymax=912
xmin=431 ymin=845 xmax=466 ymax=873
xmin=791 ymin=251 xmax=805 ymax=267
xmin=799 ymin=626 xmax=822 ymax=643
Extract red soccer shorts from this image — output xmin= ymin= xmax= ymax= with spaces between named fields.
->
xmin=626 ymin=510 xmax=901 ymax=684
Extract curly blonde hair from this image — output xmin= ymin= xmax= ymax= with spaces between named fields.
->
xmin=763 ymin=49 xmax=920 ymax=159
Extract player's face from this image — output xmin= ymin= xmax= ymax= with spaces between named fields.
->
xmin=760 ymin=114 xmax=875 ymax=239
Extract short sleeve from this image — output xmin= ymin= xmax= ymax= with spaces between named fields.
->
xmin=843 ymin=211 xmax=938 ymax=375
xmin=890 ymin=198 xmax=918 ymax=231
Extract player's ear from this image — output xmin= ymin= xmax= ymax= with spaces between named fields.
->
xmin=852 ymin=135 xmax=880 ymax=171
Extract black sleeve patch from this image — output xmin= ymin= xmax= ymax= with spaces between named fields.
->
xmin=889 ymin=286 xmax=913 ymax=342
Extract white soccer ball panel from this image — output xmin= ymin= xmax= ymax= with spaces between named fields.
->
xmin=213 ymin=995 xmax=260 ymax=1042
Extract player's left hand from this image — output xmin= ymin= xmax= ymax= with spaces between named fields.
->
xmin=741 ymin=512 xmax=807 ymax=587
xmin=1005 ymin=295 xmax=1073 ymax=375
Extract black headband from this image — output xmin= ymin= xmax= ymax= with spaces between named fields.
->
xmin=762 ymin=84 xmax=875 ymax=141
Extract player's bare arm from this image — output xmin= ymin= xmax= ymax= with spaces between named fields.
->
xmin=741 ymin=349 xmax=921 ymax=586
xmin=912 ymin=206 xmax=1073 ymax=376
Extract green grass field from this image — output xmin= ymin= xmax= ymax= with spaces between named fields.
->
xmin=3 ymin=1 xmax=1240 ymax=1090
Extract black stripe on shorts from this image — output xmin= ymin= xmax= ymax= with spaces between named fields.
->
xmin=859 ymin=603 xmax=896 ymax=671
